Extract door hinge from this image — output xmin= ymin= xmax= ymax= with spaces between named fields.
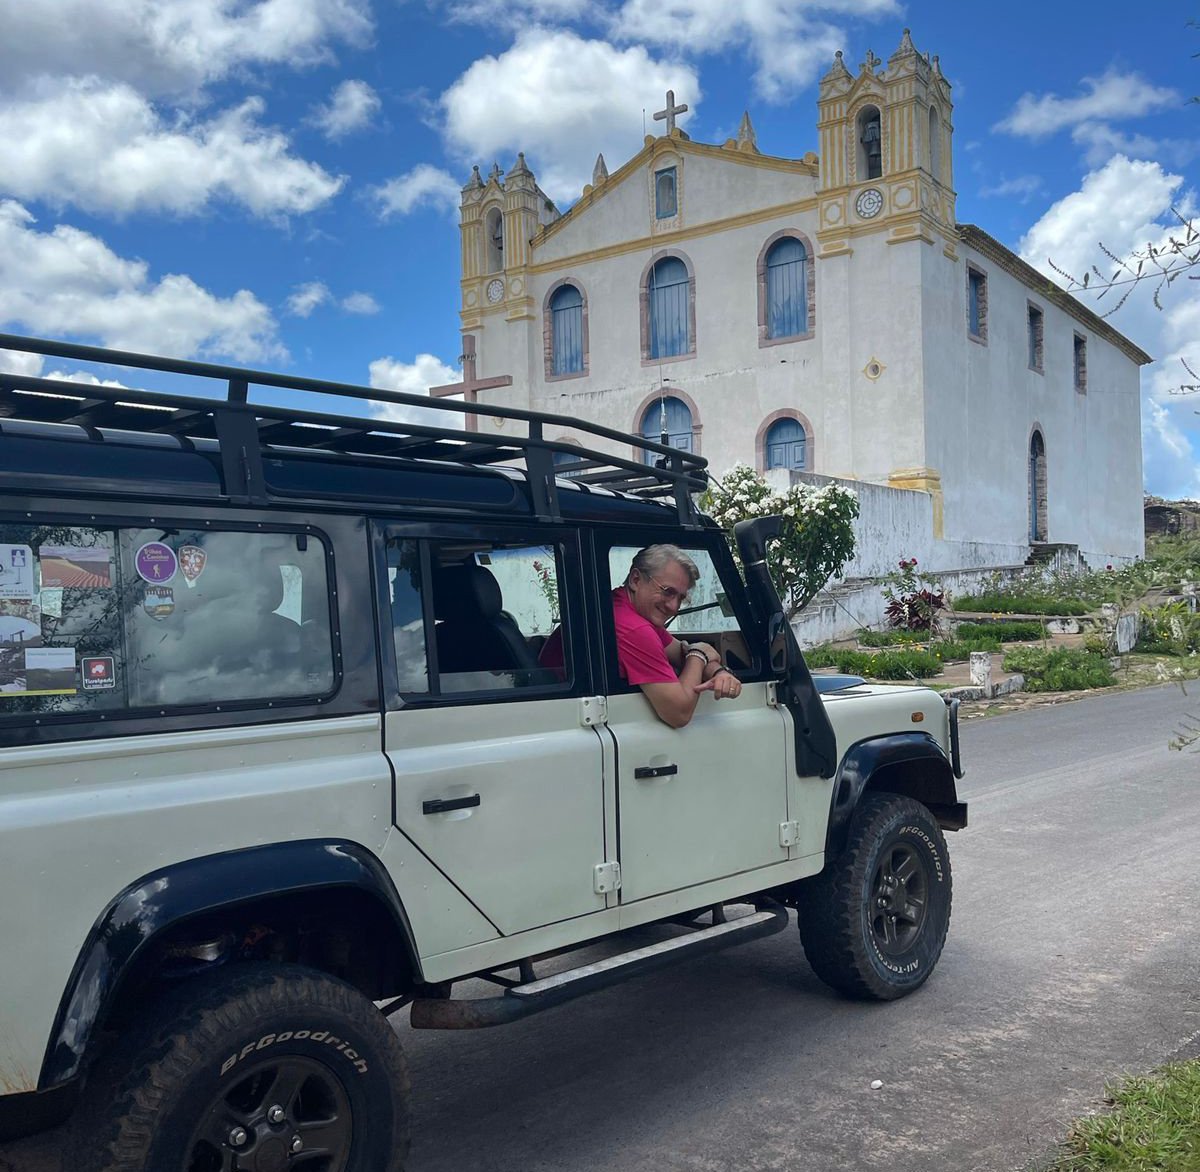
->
xmin=779 ymin=821 xmax=801 ymax=848
xmin=593 ymin=861 xmax=621 ymax=893
xmin=766 ymin=681 xmax=779 ymax=707
xmin=579 ymin=696 xmax=608 ymax=727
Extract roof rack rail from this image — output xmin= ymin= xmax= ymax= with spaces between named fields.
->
xmin=0 ymin=334 xmax=709 ymax=525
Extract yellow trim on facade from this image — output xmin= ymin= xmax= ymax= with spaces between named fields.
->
xmin=527 ymin=196 xmax=820 ymax=275
xmin=888 ymin=467 xmax=944 ymax=538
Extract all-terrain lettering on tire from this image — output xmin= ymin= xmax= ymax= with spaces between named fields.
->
xmin=67 ymin=964 xmax=410 ymax=1172
xmin=797 ymin=792 xmax=953 ymax=1000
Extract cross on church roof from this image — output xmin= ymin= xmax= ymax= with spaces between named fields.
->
xmin=653 ymin=90 xmax=688 ymax=135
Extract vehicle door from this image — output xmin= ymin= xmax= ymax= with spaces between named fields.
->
xmin=377 ymin=522 xmax=609 ymax=937
xmin=597 ymin=536 xmax=792 ymax=904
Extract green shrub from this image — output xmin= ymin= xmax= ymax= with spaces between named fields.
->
xmin=955 ymin=620 xmax=1044 ymax=642
xmin=931 ymin=638 xmax=1000 ymax=661
xmin=807 ymin=647 xmax=944 ymax=680
xmin=1136 ymin=602 xmax=1200 ymax=654
xmin=1082 ymin=631 xmax=1112 ymax=656
xmin=952 ymin=593 xmax=1090 ymax=616
xmin=1001 ymin=647 xmax=1115 ymax=691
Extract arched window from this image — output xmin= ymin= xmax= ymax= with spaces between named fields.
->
xmin=485 ymin=208 xmax=503 ymax=273
xmin=928 ymin=106 xmax=942 ymax=181
xmin=857 ymin=106 xmax=883 ymax=180
xmin=647 ymin=256 xmax=690 ymax=359
xmin=549 ymin=284 xmax=583 ymax=375
xmin=640 ymin=396 xmax=693 ymax=464
xmin=765 ymin=237 xmax=808 ymax=340
xmin=1029 ymin=430 xmax=1047 ymax=542
xmin=655 ymin=167 xmax=677 ymax=219
xmin=765 ymin=418 xmax=807 ymax=470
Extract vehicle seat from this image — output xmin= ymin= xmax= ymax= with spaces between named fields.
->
xmin=433 ymin=563 xmax=554 ymax=685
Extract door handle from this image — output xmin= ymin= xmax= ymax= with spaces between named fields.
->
xmin=423 ymin=794 xmax=481 ymax=814
xmin=634 ymin=764 xmax=678 ymax=779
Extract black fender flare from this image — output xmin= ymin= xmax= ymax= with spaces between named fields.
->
xmin=40 ymin=839 xmax=420 ymax=1090
xmin=825 ymin=733 xmax=967 ymax=859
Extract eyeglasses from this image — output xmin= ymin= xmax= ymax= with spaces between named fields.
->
xmin=642 ymin=571 xmax=689 ymax=607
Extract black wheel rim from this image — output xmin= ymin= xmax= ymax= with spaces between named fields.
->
xmin=188 ymin=1054 xmax=353 ymax=1171
xmin=869 ymin=842 xmax=929 ymax=956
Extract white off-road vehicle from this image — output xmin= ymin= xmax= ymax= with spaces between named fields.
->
xmin=0 ymin=333 xmax=965 ymax=1171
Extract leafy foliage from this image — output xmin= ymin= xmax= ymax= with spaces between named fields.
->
xmin=805 ymin=645 xmax=945 ymax=680
xmin=955 ymin=620 xmax=1045 ymax=642
xmin=1001 ymin=647 xmax=1116 ymax=692
xmin=932 ymin=638 xmax=1000 ymax=660
xmin=701 ymin=464 xmax=859 ymax=618
xmin=952 ymin=592 xmax=1091 ymax=616
xmin=1136 ymin=601 xmax=1200 ymax=655
xmin=881 ymin=557 xmax=945 ymax=633
xmin=855 ymin=628 xmax=930 ymax=647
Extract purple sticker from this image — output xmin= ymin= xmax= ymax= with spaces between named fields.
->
xmin=135 ymin=542 xmax=177 ymax=584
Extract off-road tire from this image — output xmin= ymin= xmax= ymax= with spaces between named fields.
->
xmin=798 ymin=792 xmax=952 ymax=1000
xmin=67 ymin=962 xmax=411 ymax=1172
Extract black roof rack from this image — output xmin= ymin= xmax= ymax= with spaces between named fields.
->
xmin=0 ymin=334 xmax=708 ymax=525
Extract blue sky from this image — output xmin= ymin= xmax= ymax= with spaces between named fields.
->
xmin=0 ymin=0 xmax=1197 ymax=497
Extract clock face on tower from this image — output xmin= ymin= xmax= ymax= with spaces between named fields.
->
xmin=855 ymin=187 xmax=884 ymax=219
xmin=486 ymin=278 xmax=505 ymax=303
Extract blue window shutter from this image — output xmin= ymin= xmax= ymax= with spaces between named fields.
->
xmin=765 ymin=418 xmax=807 ymax=470
xmin=766 ymin=237 xmax=807 ymax=339
xmin=550 ymin=285 xmax=583 ymax=375
xmin=640 ymin=396 xmax=693 ymax=464
xmin=648 ymin=257 xmax=689 ymax=358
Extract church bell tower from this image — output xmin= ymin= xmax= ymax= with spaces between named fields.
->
xmin=814 ymin=29 xmax=956 ymax=258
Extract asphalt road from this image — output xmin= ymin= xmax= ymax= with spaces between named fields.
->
xmin=4 ymin=682 xmax=1199 ymax=1172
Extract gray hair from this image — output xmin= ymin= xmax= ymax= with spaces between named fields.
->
xmin=627 ymin=544 xmax=700 ymax=586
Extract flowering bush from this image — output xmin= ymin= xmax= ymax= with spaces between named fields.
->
xmin=531 ymin=558 xmax=560 ymax=624
xmin=881 ymin=557 xmax=945 ymax=634
xmin=700 ymin=464 xmax=859 ymax=617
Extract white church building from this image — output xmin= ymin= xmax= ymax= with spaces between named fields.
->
xmin=445 ymin=29 xmax=1149 ymax=586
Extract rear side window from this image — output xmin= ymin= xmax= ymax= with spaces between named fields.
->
xmin=0 ymin=522 xmax=335 ymax=719
xmin=386 ymin=537 xmax=570 ymax=698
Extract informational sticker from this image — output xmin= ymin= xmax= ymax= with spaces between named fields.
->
xmin=39 ymin=588 xmax=64 ymax=619
xmin=142 ymin=586 xmax=176 ymax=619
xmin=135 ymin=542 xmax=177 ymax=585
xmin=23 ymin=646 xmax=77 ymax=695
xmin=39 ymin=545 xmax=113 ymax=588
xmin=0 ymin=600 xmax=41 ymax=695
xmin=178 ymin=545 xmax=207 ymax=589
xmin=0 ymin=545 xmax=35 ymax=600
xmin=81 ymin=656 xmax=117 ymax=690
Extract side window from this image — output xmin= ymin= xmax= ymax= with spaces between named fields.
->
xmin=386 ymin=536 xmax=571 ymax=698
xmin=0 ymin=522 xmax=335 ymax=718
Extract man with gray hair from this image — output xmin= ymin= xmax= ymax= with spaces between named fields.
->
xmin=615 ymin=544 xmax=741 ymax=727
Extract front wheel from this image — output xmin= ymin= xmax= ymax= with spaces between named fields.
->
xmin=797 ymin=793 xmax=953 ymax=1000
xmin=68 ymin=963 xmax=411 ymax=1172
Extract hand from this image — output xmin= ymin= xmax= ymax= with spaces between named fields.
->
xmin=694 ymin=669 xmax=741 ymax=700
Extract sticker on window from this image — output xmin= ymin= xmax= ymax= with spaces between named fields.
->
xmin=0 ymin=545 xmax=35 ymax=600
xmin=178 ymin=545 xmax=208 ymax=588
xmin=81 ymin=656 xmax=117 ymax=690
xmin=135 ymin=542 xmax=178 ymax=584
xmin=142 ymin=586 xmax=176 ymax=619
xmin=23 ymin=647 xmax=76 ymax=695
xmin=38 ymin=545 xmax=113 ymax=588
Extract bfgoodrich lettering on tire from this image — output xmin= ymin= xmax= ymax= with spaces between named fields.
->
xmin=67 ymin=963 xmax=410 ymax=1172
xmin=797 ymin=793 xmax=952 ymax=1000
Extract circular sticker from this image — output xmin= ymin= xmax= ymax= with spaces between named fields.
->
xmin=135 ymin=542 xmax=178 ymax=584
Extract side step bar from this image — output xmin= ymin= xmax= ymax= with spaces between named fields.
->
xmin=409 ymin=903 xmax=789 ymax=1030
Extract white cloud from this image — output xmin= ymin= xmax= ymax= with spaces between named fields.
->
xmin=440 ymin=30 xmax=701 ymax=203
xmin=444 ymin=0 xmax=593 ymax=29
xmin=0 ymin=348 xmax=46 ymax=377
xmin=0 ymin=200 xmax=282 ymax=362
xmin=610 ymin=0 xmax=896 ymax=102
xmin=341 ymin=291 xmax=380 ymax=314
xmin=287 ymin=281 xmax=333 ymax=317
xmin=995 ymin=70 xmax=1179 ymax=139
xmin=0 ymin=80 xmax=345 ymax=218
xmin=368 ymin=354 xmax=465 ymax=429
xmin=978 ymin=174 xmax=1043 ymax=201
xmin=1069 ymin=122 xmax=1195 ymax=170
xmin=0 ymin=0 xmax=373 ymax=97
xmin=369 ymin=164 xmax=462 ymax=219
xmin=1018 ymin=157 xmax=1200 ymax=499
xmin=309 ymin=79 xmax=381 ymax=139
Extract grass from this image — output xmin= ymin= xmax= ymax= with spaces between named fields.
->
xmin=952 ymin=592 xmax=1091 ymax=616
xmin=1002 ymin=647 xmax=1116 ymax=691
xmin=806 ymin=646 xmax=945 ymax=680
xmin=955 ymin=619 xmax=1046 ymax=642
xmin=1047 ymin=1060 xmax=1200 ymax=1170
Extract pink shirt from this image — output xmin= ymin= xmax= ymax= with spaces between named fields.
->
xmin=537 ymin=587 xmax=676 ymax=685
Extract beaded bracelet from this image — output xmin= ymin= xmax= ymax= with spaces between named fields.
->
xmin=684 ymin=648 xmax=709 ymax=666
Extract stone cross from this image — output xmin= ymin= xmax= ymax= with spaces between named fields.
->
xmin=653 ymin=90 xmax=688 ymax=135
xmin=429 ymin=334 xmax=512 ymax=433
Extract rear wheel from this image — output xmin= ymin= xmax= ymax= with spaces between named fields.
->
xmin=68 ymin=963 xmax=410 ymax=1172
xmin=798 ymin=793 xmax=952 ymax=1000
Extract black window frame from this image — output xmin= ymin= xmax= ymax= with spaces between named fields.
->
xmin=374 ymin=519 xmax=593 ymax=710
